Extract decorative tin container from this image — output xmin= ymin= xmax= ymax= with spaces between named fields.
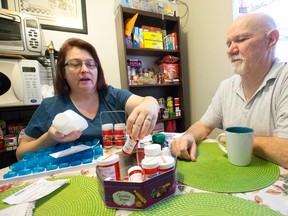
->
xmin=96 ymin=152 xmax=177 ymax=210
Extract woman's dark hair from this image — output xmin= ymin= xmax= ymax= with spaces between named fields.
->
xmin=55 ymin=38 xmax=108 ymax=94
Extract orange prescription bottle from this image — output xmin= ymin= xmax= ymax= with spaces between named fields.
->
xmin=158 ymin=156 xmax=175 ymax=174
xmin=114 ymin=123 xmax=126 ymax=148
xmin=102 ymin=123 xmax=113 ymax=148
xmin=122 ymin=136 xmax=138 ymax=155
xmin=141 ymin=157 xmax=159 ymax=180
xmin=97 ymin=154 xmax=120 ymax=180
xmin=128 ymin=165 xmax=143 ymax=182
xmin=144 ymin=144 xmax=161 ymax=158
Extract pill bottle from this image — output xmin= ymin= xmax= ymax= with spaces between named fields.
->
xmin=152 ymin=133 xmax=166 ymax=144
xmin=128 ymin=165 xmax=143 ymax=182
xmin=161 ymin=147 xmax=172 ymax=156
xmin=114 ymin=123 xmax=126 ymax=148
xmin=144 ymin=144 xmax=161 ymax=158
xmin=136 ymin=142 xmax=145 ymax=165
xmin=174 ymin=98 xmax=180 ymax=106
xmin=141 ymin=157 xmax=159 ymax=180
xmin=52 ymin=109 xmax=88 ymax=135
xmin=102 ymin=123 xmax=114 ymax=148
xmin=97 ymin=154 xmax=120 ymax=180
xmin=158 ymin=156 xmax=175 ymax=174
xmin=122 ymin=136 xmax=138 ymax=155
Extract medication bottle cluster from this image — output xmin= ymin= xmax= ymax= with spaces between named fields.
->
xmin=3 ymin=139 xmax=103 ymax=179
xmin=101 ymin=123 xmax=126 ymax=149
xmin=97 ymin=142 xmax=175 ymax=183
xmin=139 ymin=144 xmax=175 ymax=181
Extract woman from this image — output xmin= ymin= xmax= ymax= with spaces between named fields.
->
xmin=16 ymin=38 xmax=159 ymax=160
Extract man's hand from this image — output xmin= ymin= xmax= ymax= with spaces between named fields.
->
xmin=171 ymin=133 xmax=197 ymax=161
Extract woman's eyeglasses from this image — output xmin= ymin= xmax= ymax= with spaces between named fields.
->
xmin=63 ymin=59 xmax=98 ymax=70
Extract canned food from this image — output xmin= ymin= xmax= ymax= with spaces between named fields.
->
xmin=158 ymin=98 xmax=166 ymax=108
xmin=162 ymin=108 xmax=169 ymax=119
xmin=166 ymin=96 xmax=173 ymax=108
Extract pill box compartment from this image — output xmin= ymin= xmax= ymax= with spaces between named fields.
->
xmin=96 ymin=151 xmax=177 ymax=210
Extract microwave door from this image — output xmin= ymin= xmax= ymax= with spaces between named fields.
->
xmin=11 ymin=62 xmax=24 ymax=102
xmin=0 ymin=72 xmax=11 ymax=96
xmin=0 ymin=61 xmax=24 ymax=106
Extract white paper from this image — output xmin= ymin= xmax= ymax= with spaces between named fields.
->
xmin=0 ymin=202 xmax=35 ymax=216
xmin=3 ymin=179 xmax=68 ymax=205
xmin=49 ymin=144 xmax=93 ymax=158
xmin=162 ymin=132 xmax=184 ymax=147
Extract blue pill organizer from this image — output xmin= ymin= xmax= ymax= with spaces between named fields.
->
xmin=0 ymin=139 xmax=103 ymax=184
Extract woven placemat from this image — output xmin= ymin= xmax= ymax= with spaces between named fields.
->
xmin=177 ymin=142 xmax=280 ymax=193
xmin=0 ymin=176 xmax=115 ymax=216
xmin=131 ymin=193 xmax=281 ymax=216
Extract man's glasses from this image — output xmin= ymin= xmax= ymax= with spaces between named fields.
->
xmin=63 ymin=59 xmax=98 ymax=70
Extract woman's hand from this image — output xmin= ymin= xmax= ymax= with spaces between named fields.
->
xmin=125 ymin=95 xmax=159 ymax=140
xmin=48 ymin=126 xmax=82 ymax=143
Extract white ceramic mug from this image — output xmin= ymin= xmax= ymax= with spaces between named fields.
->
xmin=216 ymin=127 xmax=254 ymax=166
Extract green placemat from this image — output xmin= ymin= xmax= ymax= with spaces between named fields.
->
xmin=0 ymin=176 xmax=115 ymax=216
xmin=177 ymin=142 xmax=280 ymax=193
xmin=131 ymin=193 xmax=282 ymax=216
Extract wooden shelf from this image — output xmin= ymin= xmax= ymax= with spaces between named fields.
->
xmin=0 ymin=105 xmax=38 ymax=112
xmin=126 ymin=47 xmax=180 ymax=56
xmin=115 ymin=6 xmax=185 ymax=132
xmin=157 ymin=116 xmax=183 ymax=123
xmin=129 ymin=83 xmax=181 ymax=88
xmin=122 ymin=7 xmax=178 ymax=21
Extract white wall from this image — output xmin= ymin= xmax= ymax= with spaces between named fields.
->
xmin=179 ymin=0 xmax=236 ymax=138
xmin=42 ymin=0 xmax=122 ymax=88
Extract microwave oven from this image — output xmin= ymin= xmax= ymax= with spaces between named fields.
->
xmin=0 ymin=58 xmax=50 ymax=107
xmin=0 ymin=8 xmax=45 ymax=56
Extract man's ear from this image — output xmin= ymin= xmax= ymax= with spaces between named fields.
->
xmin=267 ymin=29 xmax=279 ymax=48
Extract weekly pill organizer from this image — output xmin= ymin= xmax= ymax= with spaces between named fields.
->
xmin=0 ymin=139 xmax=103 ymax=185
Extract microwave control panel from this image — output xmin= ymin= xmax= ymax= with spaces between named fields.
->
xmin=20 ymin=61 xmax=43 ymax=105
xmin=22 ymin=72 xmax=41 ymax=104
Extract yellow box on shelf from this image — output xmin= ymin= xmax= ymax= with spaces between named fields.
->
xmin=143 ymin=31 xmax=163 ymax=41
xmin=144 ymin=40 xmax=163 ymax=49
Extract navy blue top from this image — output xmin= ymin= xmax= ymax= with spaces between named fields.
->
xmin=25 ymin=86 xmax=132 ymax=143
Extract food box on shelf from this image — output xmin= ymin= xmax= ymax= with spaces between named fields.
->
xmin=143 ymin=40 xmax=163 ymax=49
xmin=158 ymin=63 xmax=179 ymax=83
xmin=143 ymin=31 xmax=163 ymax=41
xmin=96 ymin=152 xmax=177 ymax=210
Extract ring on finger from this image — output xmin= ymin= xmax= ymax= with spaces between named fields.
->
xmin=146 ymin=116 xmax=152 ymax=121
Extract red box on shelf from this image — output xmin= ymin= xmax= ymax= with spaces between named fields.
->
xmin=159 ymin=63 xmax=179 ymax=84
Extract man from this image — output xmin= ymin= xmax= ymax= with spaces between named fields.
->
xmin=171 ymin=13 xmax=288 ymax=168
